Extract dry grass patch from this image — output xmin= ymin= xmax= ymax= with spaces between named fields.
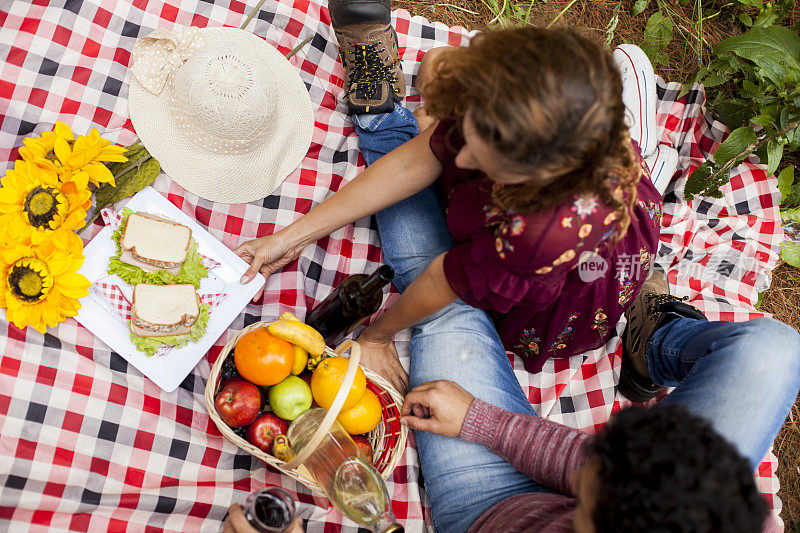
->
xmin=760 ymin=263 xmax=800 ymax=531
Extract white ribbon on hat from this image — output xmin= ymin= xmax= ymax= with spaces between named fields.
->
xmin=131 ymin=27 xmax=205 ymax=95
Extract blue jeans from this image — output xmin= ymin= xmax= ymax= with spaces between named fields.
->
xmin=354 ymin=105 xmax=800 ymax=532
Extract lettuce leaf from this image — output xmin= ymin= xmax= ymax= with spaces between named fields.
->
xmin=108 ymin=207 xmax=208 ymax=288
xmin=130 ymin=302 xmax=210 ymax=357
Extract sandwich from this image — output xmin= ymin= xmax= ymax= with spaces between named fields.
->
xmin=131 ymin=283 xmax=199 ymax=337
xmin=120 ymin=212 xmax=191 ymax=274
xmin=129 ymin=283 xmax=210 ymax=356
xmin=108 ymin=208 xmax=208 ymax=287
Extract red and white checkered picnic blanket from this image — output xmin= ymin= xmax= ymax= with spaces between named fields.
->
xmin=0 ymin=1 xmax=785 ymax=531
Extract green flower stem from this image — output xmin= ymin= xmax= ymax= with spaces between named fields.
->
xmin=81 ymin=139 xmax=163 ymax=234
xmin=103 ymin=145 xmax=150 ymax=181
xmin=80 ymin=163 xmax=143 ymax=234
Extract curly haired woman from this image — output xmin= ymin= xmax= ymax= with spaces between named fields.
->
xmin=236 ymin=26 xmax=662 ymax=392
xmin=231 ymin=18 xmax=800 ymax=531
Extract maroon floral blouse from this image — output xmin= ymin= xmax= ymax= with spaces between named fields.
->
xmin=430 ymin=120 xmax=662 ymax=374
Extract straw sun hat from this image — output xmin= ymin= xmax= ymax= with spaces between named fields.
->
xmin=128 ymin=27 xmax=314 ymax=204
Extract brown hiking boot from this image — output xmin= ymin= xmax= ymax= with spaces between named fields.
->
xmin=619 ymin=270 xmax=705 ymax=402
xmin=330 ymin=0 xmax=405 ymax=114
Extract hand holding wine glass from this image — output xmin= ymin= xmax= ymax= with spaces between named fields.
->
xmin=224 ymin=488 xmax=304 ymax=533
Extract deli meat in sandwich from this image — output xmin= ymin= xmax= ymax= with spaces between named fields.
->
xmin=120 ymin=212 xmax=191 ymax=274
xmin=131 ymin=283 xmax=200 ymax=337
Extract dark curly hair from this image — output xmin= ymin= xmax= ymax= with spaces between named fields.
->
xmin=590 ymin=405 xmax=768 ymax=532
xmin=421 ymin=26 xmax=641 ymax=245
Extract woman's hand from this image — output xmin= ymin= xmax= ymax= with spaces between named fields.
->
xmin=401 ymin=380 xmax=474 ymax=438
xmin=356 ymin=328 xmax=409 ymax=394
xmin=235 ymin=232 xmax=304 ymax=301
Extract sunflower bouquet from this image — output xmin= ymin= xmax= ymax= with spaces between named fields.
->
xmin=0 ymin=122 xmax=161 ymax=333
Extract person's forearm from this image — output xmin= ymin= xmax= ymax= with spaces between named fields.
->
xmin=364 ymin=253 xmax=457 ymax=341
xmin=286 ymin=127 xmax=442 ymax=248
xmin=460 ymin=399 xmax=590 ymax=495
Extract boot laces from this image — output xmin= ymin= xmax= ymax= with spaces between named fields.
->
xmin=345 ymin=42 xmax=399 ymax=95
xmin=645 ymin=293 xmax=688 ymax=315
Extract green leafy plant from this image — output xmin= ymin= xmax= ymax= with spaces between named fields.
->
xmin=684 ymin=23 xmax=800 ymax=198
xmin=780 ymin=204 xmax=800 ymax=267
xmin=730 ymin=0 xmax=794 ymax=29
xmin=631 ymin=0 xmax=651 ymax=16
xmin=605 ymin=1 xmax=623 ymax=47
xmin=478 ymin=0 xmax=590 ymax=29
xmin=631 ymin=0 xmax=709 ymax=78
xmin=479 ymin=0 xmax=540 ymax=27
xmin=641 ymin=11 xmax=675 ymax=67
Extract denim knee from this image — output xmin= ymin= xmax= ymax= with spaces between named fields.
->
xmin=728 ymin=317 xmax=800 ymax=393
xmin=390 ymin=254 xmax=438 ymax=292
xmin=374 ymin=189 xmax=453 ymax=292
xmin=412 ymin=298 xmax=495 ymax=336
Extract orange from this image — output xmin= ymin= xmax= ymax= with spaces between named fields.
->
xmin=234 ymin=328 xmax=294 ymax=386
xmin=311 ymin=356 xmax=366 ymax=411
xmin=337 ymin=389 xmax=382 ymax=435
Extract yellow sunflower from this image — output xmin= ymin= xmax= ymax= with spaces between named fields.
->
xmin=17 ymin=121 xmax=75 ymax=174
xmin=0 ymin=228 xmax=90 ymax=333
xmin=19 ymin=121 xmax=74 ymax=172
xmin=17 ymin=121 xmax=127 ymax=186
xmin=0 ymin=160 xmax=92 ymax=244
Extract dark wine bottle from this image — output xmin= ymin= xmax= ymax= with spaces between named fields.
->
xmin=306 ymin=265 xmax=395 ymax=346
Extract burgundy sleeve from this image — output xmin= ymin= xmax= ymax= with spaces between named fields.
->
xmin=459 ymin=398 xmax=591 ymax=496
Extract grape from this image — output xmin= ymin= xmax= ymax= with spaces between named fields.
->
xmin=220 ymin=355 xmax=239 ymax=381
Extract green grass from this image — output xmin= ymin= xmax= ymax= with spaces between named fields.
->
xmin=478 ymin=0 xmax=540 ymax=27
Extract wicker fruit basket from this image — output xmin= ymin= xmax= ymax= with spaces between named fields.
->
xmin=205 ymin=320 xmax=408 ymax=496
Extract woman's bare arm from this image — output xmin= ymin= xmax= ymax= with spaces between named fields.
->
xmin=290 ymin=125 xmax=442 ymax=251
xmin=237 ymin=124 xmax=442 ymax=286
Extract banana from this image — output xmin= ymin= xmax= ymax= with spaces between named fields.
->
xmin=278 ymin=312 xmax=311 ymax=373
xmin=291 ymin=345 xmax=308 ymax=375
xmin=272 ymin=435 xmax=296 ymax=462
xmin=307 ymin=351 xmax=328 ymax=372
xmin=268 ymin=319 xmax=325 ymax=356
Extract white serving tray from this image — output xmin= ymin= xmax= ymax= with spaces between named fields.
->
xmin=75 ymin=186 xmax=265 ymax=392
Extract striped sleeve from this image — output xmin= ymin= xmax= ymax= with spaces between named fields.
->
xmin=459 ymin=399 xmax=591 ymax=496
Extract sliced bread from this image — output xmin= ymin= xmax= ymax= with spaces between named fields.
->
xmin=121 ymin=212 xmax=191 ymax=270
xmin=131 ymin=283 xmax=200 ymax=337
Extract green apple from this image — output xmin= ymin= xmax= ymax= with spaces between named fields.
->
xmin=268 ymin=375 xmax=313 ymax=420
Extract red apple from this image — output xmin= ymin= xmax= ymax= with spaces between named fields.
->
xmin=215 ymin=378 xmax=263 ymax=428
xmin=352 ymin=435 xmax=374 ymax=464
xmin=247 ymin=413 xmax=289 ymax=454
